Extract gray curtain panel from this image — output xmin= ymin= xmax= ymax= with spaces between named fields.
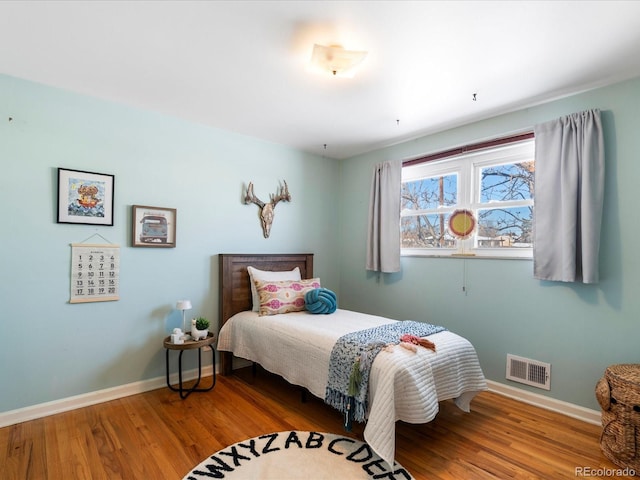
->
xmin=533 ymin=109 xmax=604 ymax=283
xmin=366 ymin=159 xmax=402 ymax=273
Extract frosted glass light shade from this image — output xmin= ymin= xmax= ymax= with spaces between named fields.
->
xmin=310 ymin=44 xmax=367 ymax=77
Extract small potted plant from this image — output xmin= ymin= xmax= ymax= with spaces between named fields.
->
xmin=191 ymin=317 xmax=210 ymax=341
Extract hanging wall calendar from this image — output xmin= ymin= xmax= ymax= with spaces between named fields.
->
xmin=70 ymin=243 xmax=120 ymax=303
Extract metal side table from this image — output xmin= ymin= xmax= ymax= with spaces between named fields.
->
xmin=164 ymin=332 xmax=216 ymax=399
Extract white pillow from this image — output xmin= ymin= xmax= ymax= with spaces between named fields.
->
xmin=247 ymin=266 xmax=301 ymax=311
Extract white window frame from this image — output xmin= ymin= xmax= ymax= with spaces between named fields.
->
xmin=401 ymin=139 xmax=535 ymax=259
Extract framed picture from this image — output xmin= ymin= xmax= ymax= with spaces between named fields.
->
xmin=57 ymin=168 xmax=115 ymax=226
xmin=132 ymin=205 xmax=177 ymax=248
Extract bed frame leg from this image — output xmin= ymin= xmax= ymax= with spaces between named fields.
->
xmin=220 ymin=351 xmax=233 ymax=376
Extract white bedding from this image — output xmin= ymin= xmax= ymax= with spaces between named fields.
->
xmin=217 ymin=308 xmax=487 ymax=466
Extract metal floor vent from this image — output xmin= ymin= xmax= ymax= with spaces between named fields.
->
xmin=506 ymin=354 xmax=551 ymax=390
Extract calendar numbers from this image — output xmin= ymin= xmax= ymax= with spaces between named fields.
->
xmin=70 ymin=244 xmax=120 ymax=303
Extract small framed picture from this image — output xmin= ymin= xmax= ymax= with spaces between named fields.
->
xmin=132 ymin=205 xmax=177 ymax=248
xmin=57 ymin=168 xmax=115 ymax=226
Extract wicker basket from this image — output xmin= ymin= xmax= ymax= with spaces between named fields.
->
xmin=595 ymin=364 xmax=640 ymax=474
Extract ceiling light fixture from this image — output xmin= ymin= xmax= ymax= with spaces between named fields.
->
xmin=310 ymin=44 xmax=367 ymax=78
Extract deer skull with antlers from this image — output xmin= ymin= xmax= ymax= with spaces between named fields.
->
xmin=243 ymin=180 xmax=291 ymax=238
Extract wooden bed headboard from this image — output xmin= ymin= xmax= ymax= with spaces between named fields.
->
xmin=218 ymin=253 xmax=314 ymax=375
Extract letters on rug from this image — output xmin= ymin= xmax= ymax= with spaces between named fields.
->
xmin=183 ymin=430 xmax=414 ymax=479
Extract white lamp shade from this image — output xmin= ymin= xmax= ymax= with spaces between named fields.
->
xmin=176 ymin=300 xmax=192 ymax=310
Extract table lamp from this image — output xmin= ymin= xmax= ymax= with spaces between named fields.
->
xmin=176 ymin=300 xmax=192 ymax=337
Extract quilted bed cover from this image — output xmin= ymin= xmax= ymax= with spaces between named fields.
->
xmin=217 ymin=309 xmax=487 ymax=467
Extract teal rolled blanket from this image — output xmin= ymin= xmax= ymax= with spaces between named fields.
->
xmin=305 ymin=288 xmax=337 ymax=314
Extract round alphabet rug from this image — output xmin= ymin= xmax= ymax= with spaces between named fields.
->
xmin=183 ymin=430 xmax=414 ymax=479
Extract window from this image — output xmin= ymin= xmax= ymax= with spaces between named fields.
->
xmin=401 ymin=137 xmax=535 ymax=258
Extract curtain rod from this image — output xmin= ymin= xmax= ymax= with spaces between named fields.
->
xmin=402 ymin=131 xmax=534 ymax=167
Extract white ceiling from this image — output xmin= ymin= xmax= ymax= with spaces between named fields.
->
xmin=2 ymin=1 xmax=640 ymax=160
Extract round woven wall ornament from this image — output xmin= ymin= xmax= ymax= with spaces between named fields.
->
xmin=449 ymin=209 xmax=476 ymax=239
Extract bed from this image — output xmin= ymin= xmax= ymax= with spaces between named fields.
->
xmin=217 ymin=253 xmax=487 ymax=466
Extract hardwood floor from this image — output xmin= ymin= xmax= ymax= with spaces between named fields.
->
xmin=1 ymin=367 xmax=634 ymax=479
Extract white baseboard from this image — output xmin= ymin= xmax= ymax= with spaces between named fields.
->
xmin=487 ymin=380 xmax=602 ymax=425
xmin=1 ymin=371 xmax=601 ymax=429
xmin=0 ymin=365 xmax=214 ymax=428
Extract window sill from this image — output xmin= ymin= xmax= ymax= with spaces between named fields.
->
xmin=401 ymin=252 xmax=532 ymax=261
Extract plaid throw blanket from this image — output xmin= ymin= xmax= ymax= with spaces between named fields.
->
xmin=324 ymin=320 xmax=446 ymax=430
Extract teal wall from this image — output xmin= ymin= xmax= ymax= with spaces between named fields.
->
xmin=2 ymin=72 xmax=639 ymax=415
xmin=339 ymin=77 xmax=640 ymax=411
xmin=0 ymin=74 xmax=341 ymax=412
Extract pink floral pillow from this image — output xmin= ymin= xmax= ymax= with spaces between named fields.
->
xmin=255 ymin=278 xmax=321 ymax=316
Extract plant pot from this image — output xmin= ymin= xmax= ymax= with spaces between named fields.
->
xmin=190 ymin=319 xmax=209 ymax=341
